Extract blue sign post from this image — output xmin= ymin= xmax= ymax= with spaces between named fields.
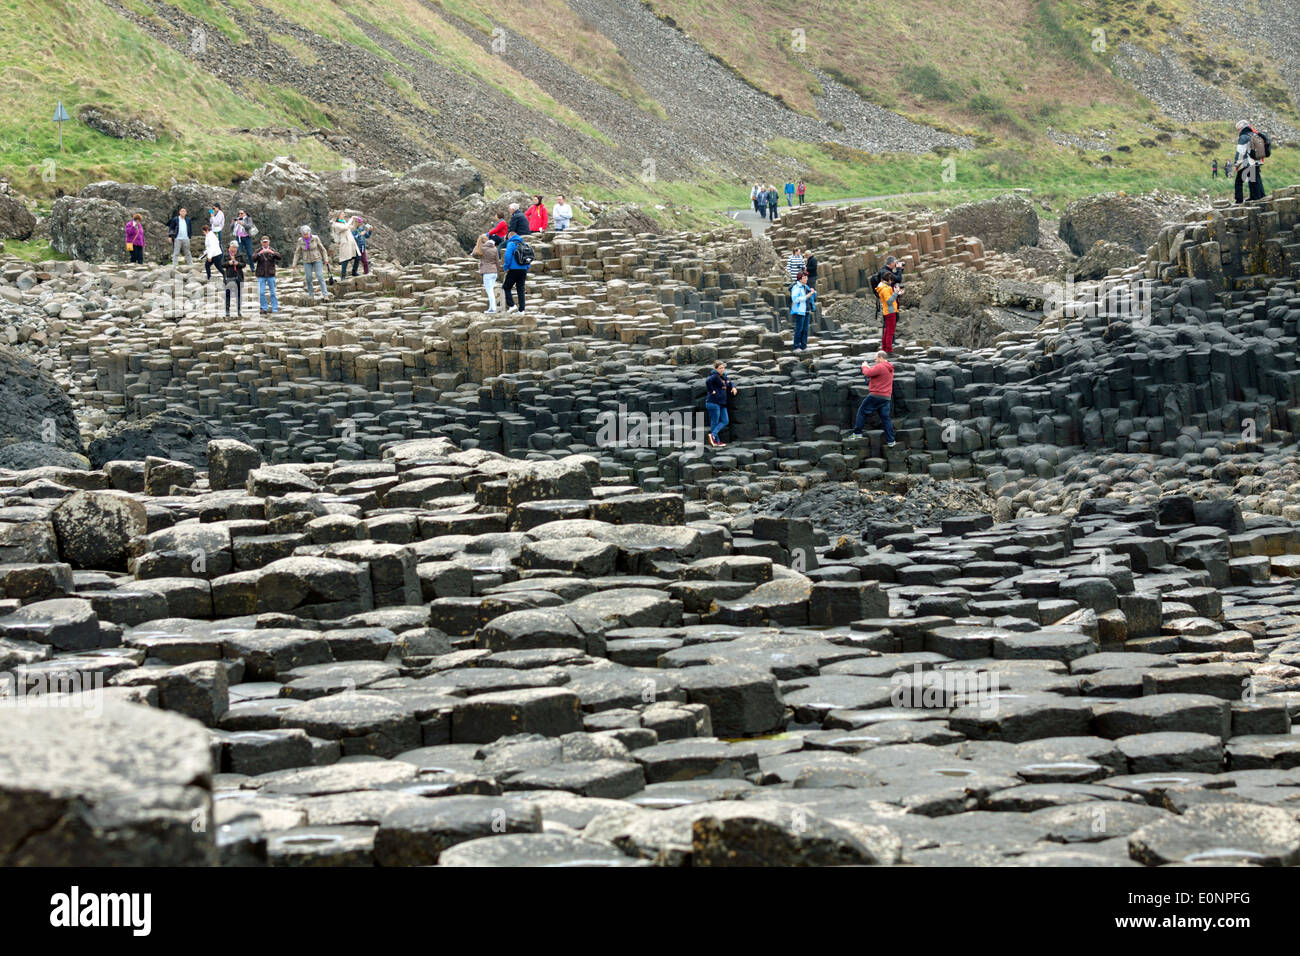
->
xmin=53 ymin=101 xmax=70 ymax=152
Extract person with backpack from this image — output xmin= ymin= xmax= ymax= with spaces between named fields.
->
xmin=502 ymin=230 xmax=532 ymax=313
xmin=852 ymin=351 xmax=896 ymax=446
xmin=1233 ymin=120 xmax=1270 ymax=204
xmin=751 ymin=183 xmax=761 ymax=214
xmin=790 ymin=271 xmax=814 ymax=351
xmin=797 ymin=180 xmax=806 ymax=204
xmin=474 ymin=232 xmax=501 ymax=313
xmin=767 ymin=186 xmax=780 ymax=221
xmin=805 ymin=251 xmax=818 ymax=288
xmin=704 ymin=359 xmax=736 ymax=448
xmin=252 ymin=235 xmax=282 ymax=314
xmin=876 ymin=263 xmax=903 ymax=354
xmin=124 ymin=213 xmax=145 ymax=265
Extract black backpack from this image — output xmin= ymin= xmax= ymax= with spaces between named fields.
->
xmin=514 ymin=239 xmax=535 ymax=267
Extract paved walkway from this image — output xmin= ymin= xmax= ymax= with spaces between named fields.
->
xmin=725 ymin=187 xmax=1014 ymax=236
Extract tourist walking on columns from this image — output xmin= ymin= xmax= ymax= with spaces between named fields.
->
xmin=351 ymin=218 xmax=372 ymax=275
xmin=508 ymin=202 xmax=531 ymax=235
xmin=291 ymin=225 xmax=331 ymax=299
xmin=526 ymin=195 xmax=549 ymax=232
xmin=331 ymin=214 xmax=361 ymax=282
xmin=252 ymin=235 xmax=281 ymax=314
xmin=552 ymin=195 xmax=573 ymax=231
xmin=876 ymin=260 xmax=903 ymax=354
xmin=790 ymin=270 xmax=814 ymax=351
xmin=502 ymin=230 xmax=531 ymax=314
xmin=797 ymin=179 xmax=806 ymax=204
xmin=805 ymin=250 xmax=818 ymax=288
xmin=232 ymin=210 xmax=256 ymax=265
xmin=202 ymin=223 xmax=223 ymax=280
xmin=853 ymin=351 xmax=896 ymax=446
xmin=209 ymin=203 xmax=225 ymax=241
xmin=704 ymin=359 xmax=736 ymax=448
xmin=168 ymin=207 xmax=193 ymax=265
xmin=220 ymin=241 xmax=245 ymax=317
xmin=786 ymin=248 xmax=805 ymax=283
xmin=474 ymin=232 xmax=501 ymax=313
xmin=767 ymin=185 xmax=780 ymax=221
xmin=1233 ymin=119 xmax=1270 ymax=204
xmin=124 ymin=213 xmax=145 ymax=265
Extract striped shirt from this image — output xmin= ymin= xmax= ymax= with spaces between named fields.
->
xmin=786 ymin=254 xmax=805 ymax=282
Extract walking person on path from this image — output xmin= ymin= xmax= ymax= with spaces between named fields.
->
xmin=704 ymin=359 xmax=736 ymax=448
xmin=526 ymin=195 xmax=549 ymax=232
xmin=797 ymin=179 xmax=806 ymax=204
xmin=502 ymin=230 xmax=531 ymax=314
xmin=758 ymin=185 xmax=768 ymax=220
xmin=552 ymin=195 xmax=573 ymax=231
xmin=202 ymin=223 xmax=224 ymax=280
xmin=474 ymin=233 xmax=501 ymax=313
xmin=291 ymin=225 xmax=331 ymax=300
xmin=784 ymin=180 xmax=795 ymax=206
xmin=852 ymin=351 xmax=896 ymax=446
xmin=169 ymin=207 xmax=193 ymax=265
xmin=124 ymin=213 xmax=145 ymax=265
xmin=331 ymin=214 xmax=361 ymax=282
xmin=790 ymin=271 xmax=814 ymax=351
xmin=219 ymin=241 xmax=245 ymax=317
xmin=232 ymin=210 xmax=256 ymax=265
xmin=751 ymin=184 xmax=761 ymax=214
xmin=351 ymin=218 xmax=372 ymax=275
xmin=252 ymin=235 xmax=282 ymax=314
xmin=767 ymin=185 xmax=780 ymax=221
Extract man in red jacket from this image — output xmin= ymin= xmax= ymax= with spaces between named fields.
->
xmin=852 ymin=351 xmax=896 ymax=446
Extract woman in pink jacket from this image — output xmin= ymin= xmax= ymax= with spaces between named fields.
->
xmin=124 ymin=213 xmax=145 ymax=265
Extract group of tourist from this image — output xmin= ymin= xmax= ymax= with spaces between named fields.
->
xmin=470 ymin=194 xmax=574 ymax=314
xmin=749 ymin=181 xmax=806 ymax=220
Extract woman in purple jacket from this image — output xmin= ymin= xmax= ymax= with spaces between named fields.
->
xmin=124 ymin=213 xmax=145 ymax=265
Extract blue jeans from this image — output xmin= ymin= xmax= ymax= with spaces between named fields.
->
xmin=855 ymin=395 xmax=895 ymax=443
xmin=706 ymin=401 xmax=729 ymax=440
xmin=791 ymin=310 xmax=809 ymax=350
xmin=258 ymin=276 xmax=279 ymax=312
xmin=237 ymin=235 xmax=254 ymax=265
xmin=304 ymin=260 xmax=327 ymax=296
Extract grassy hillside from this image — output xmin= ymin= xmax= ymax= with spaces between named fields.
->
xmin=0 ymin=0 xmax=1297 ymax=244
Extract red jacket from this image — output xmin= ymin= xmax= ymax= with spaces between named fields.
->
xmin=488 ymin=220 xmax=508 ymax=240
xmin=525 ymin=203 xmax=548 ymax=232
xmin=863 ymin=360 xmax=894 ymax=396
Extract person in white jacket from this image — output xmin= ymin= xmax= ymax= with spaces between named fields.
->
xmin=331 ymin=215 xmax=361 ymax=282
xmin=552 ymin=196 xmax=573 ymax=231
xmin=202 ymin=224 xmax=224 ymax=280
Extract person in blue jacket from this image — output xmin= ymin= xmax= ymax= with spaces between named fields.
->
xmin=790 ymin=271 xmax=815 ymax=351
xmin=502 ymin=230 xmax=530 ymax=313
xmin=784 ymin=181 xmax=795 ymax=206
xmin=704 ymin=359 xmax=736 ymax=448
